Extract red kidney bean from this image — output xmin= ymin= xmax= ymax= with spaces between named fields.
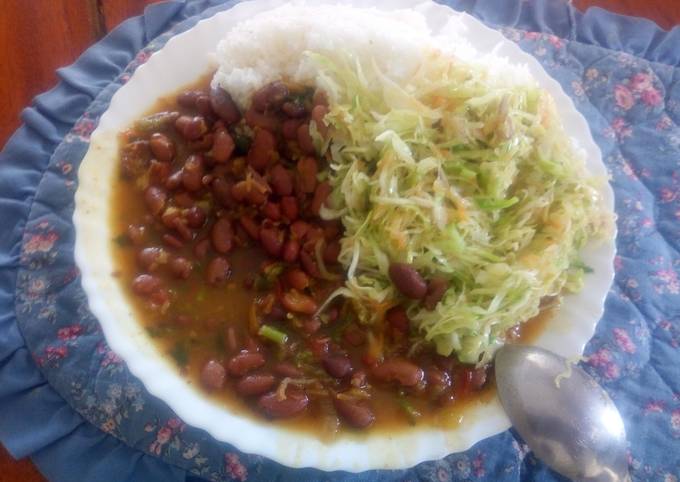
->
xmin=193 ymin=238 xmax=211 ymax=259
xmin=244 ymin=108 xmax=281 ymax=132
xmin=343 ymin=325 xmax=366 ymax=347
xmin=211 ymin=217 xmax=234 ymax=254
xmin=351 ymin=370 xmax=368 ymax=388
xmin=321 ymin=220 xmax=342 ymax=240
xmin=424 ymin=276 xmax=448 ymax=310
xmin=274 ymin=362 xmax=303 ymax=378
xmin=170 ymin=256 xmax=193 ymax=279
xmin=258 ymin=390 xmax=309 ymax=418
xmin=236 ymin=374 xmax=276 ymax=396
xmin=280 ymin=196 xmax=299 ymax=222
xmin=282 ymin=101 xmax=307 ymax=118
xmin=282 ymin=118 xmax=304 ymax=140
xmin=132 ymin=274 xmax=161 ymax=296
xmin=137 ymin=247 xmax=167 ymax=272
xmin=226 ymin=326 xmax=239 ymax=352
xmin=313 ymin=90 xmax=328 ymax=107
xmin=210 ymin=128 xmax=235 ymax=163
xmin=245 ymin=337 xmax=264 ymax=353
xmin=269 ymin=165 xmax=293 ymax=196
xmin=175 ymin=315 xmax=194 ymax=327
xmin=263 ymin=302 xmax=286 ymax=323
xmin=281 ymin=238 xmax=300 ymax=263
xmin=172 ymin=191 xmax=194 ymax=208
xmin=185 ymin=206 xmax=206 ymax=228
xmin=289 ymin=220 xmax=310 ymax=240
xmin=281 ymin=290 xmax=317 ymax=315
xmin=206 ymin=256 xmax=231 ymax=285
xmin=308 ymin=336 xmax=330 ymax=358
xmin=251 ymin=81 xmax=289 ymax=112
xmin=195 ymin=94 xmax=214 ymax=117
xmin=297 ymin=123 xmax=315 ymax=155
xmin=144 ymin=186 xmax=167 ymax=216
xmin=470 ymin=367 xmax=488 ymax=390
xmin=120 ymin=140 xmax=151 ymax=179
xmin=230 ymin=182 xmax=247 ymax=203
xmin=385 ymin=306 xmax=410 ymax=332
xmin=437 ymin=389 xmax=458 ymax=407
xmin=149 ymin=133 xmax=175 ymax=162
xmin=148 ymin=160 xmax=171 ymax=186
xmin=172 ymin=217 xmax=193 ymax=241
xmin=181 ymin=154 xmax=205 ymax=192
xmin=177 ymin=90 xmax=202 ymax=108
xmin=239 ymin=216 xmax=260 ymax=240
xmin=333 ymin=397 xmax=375 ymax=428
xmin=426 ymin=367 xmax=451 ymax=397
xmin=201 ymin=174 xmax=215 ymax=187
xmin=161 ymin=208 xmax=180 ymax=229
xmin=175 ymin=115 xmax=208 ymax=140
xmin=188 ymin=133 xmax=214 ymax=152
xmin=247 ymin=129 xmax=276 ymax=172
xmin=371 ymin=359 xmax=425 ymax=387
xmin=322 ymin=355 xmax=353 ymax=379
xmin=227 ymin=351 xmax=265 ymax=377
xmin=232 ymin=173 xmax=270 ymax=205
xmin=310 ymin=181 xmax=332 ymax=216
xmin=326 ymin=307 xmax=339 ymax=323
xmin=262 ymin=202 xmax=281 ymax=221
xmin=149 ymin=288 xmax=170 ymax=307
xmin=201 ymin=360 xmax=226 ymax=390
xmin=165 ymin=170 xmax=183 ymax=190
xmin=465 ymin=367 xmax=488 ymax=392
xmin=297 ymin=156 xmax=318 ymax=193
xmin=260 ymin=227 xmax=284 ymax=258
xmin=209 ymin=85 xmax=241 ymax=124
xmin=162 ymin=234 xmax=184 ymax=249
xmin=127 ymin=224 xmax=146 ymax=245
xmin=505 ymin=325 xmax=522 ymax=342
xmin=311 ymin=104 xmax=329 ymax=137
xmin=283 ymin=268 xmax=309 ymax=290
xmin=323 ymin=241 xmax=340 ymax=264
xmin=299 ymin=250 xmax=321 ymax=278
xmin=388 ymin=263 xmax=427 ymax=299
xmin=303 ymin=317 xmax=321 ymax=334
xmin=201 ymin=174 xmax=215 ymax=186
xmin=212 ymin=177 xmax=235 ymax=208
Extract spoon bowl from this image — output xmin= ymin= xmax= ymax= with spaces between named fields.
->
xmin=495 ymin=345 xmax=629 ymax=482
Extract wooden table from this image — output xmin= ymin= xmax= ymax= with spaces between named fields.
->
xmin=0 ymin=1 xmax=677 ymax=480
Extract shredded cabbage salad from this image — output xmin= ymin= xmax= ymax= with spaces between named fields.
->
xmin=308 ymin=50 xmax=610 ymax=365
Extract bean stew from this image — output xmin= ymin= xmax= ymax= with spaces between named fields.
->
xmin=110 ymin=73 xmax=550 ymax=436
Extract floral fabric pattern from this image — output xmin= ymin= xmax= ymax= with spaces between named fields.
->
xmin=7 ymin=1 xmax=680 ymax=480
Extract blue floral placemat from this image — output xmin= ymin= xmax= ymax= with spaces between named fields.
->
xmin=1 ymin=1 xmax=679 ymax=481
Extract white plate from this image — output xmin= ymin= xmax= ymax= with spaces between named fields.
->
xmin=73 ymin=0 xmax=616 ymax=472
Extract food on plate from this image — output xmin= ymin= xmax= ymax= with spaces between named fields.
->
xmin=109 ymin=5 xmax=610 ymax=434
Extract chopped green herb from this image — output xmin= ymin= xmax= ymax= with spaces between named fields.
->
xmin=259 ymin=325 xmax=288 ymax=345
xmin=233 ymin=133 xmax=252 ymax=154
xmin=133 ymin=111 xmax=179 ymax=133
xmin=571 ymin=260 xmax=594 ymax=273
xmin=294 ymin=349 xmax=314 ymax=366
xmin=113 ymin=234 xmax=132 ymax=247
xmin=145 ymin=326 xmax=165 ymax=338
xmin=397 ymin=397 xmax=422 ymax=425
xmin=196 ymin=287 xmax=207 ymax=302
xmin=253 ymin=275 xmax=273 ymax=291
xmin=215 ymin=331 xmax=226 ymax=352
xmin=169 ymin=342 xmax=188 ymax=367
xmin=253 ymin=264 xmax=285 ymax=291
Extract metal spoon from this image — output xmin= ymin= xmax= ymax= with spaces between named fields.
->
xmin=495 ymin=344 xmax=630 ymax=482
